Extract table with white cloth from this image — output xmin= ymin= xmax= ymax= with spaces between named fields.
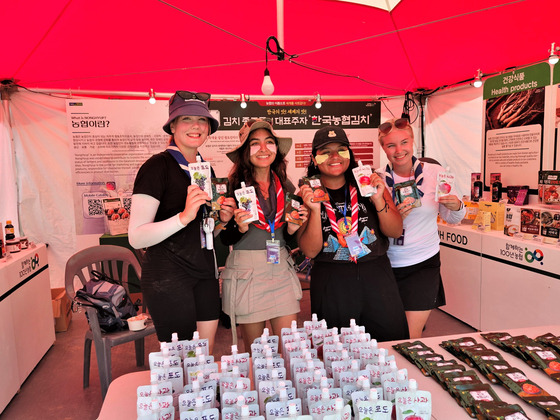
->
xmin=98 ymin=325 xmax=560 ymax=419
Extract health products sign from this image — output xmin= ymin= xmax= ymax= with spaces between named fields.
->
xmin=482 ymin=63 xmax=550 ymax=191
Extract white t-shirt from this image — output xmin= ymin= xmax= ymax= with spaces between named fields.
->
xmin=385 ymin=162 xmax=466 ymax=268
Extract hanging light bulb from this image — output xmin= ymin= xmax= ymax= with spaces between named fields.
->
xmin=261 ymin=69 xmax=274 ymax=95
xmin=314 ymin=94 xmax=322 ymax=109
xmin=549 ymin=42 xmax=559 ymax=65
xmin=240 ymin=94 xmax=248 ymax=109
xmin=473 ymin=70 xmax=483 ymax=88
xmin=148 ymin=89 xmax=156 ymax=104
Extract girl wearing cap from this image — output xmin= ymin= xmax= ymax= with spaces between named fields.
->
xmin=128 ymin=91 xmax=235 ymax=349
xmin=219 ymin=118 xmax=306 ymax=351
xmin=378 ymin=118 xmax=465 ymax=338
xmin=298 ymin=126 xmax=409 ymax=342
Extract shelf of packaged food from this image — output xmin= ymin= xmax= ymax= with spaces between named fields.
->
xmin=0 ymin=244 xmax=55 ymax=414
xmin=438 ymin=223 xmax=560 ymax=331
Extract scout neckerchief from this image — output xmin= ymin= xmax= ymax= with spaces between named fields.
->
xmin=323 ymin=184 xmax=359 ymax=238
xmin=166 ymin=140 xmax=216 ymax=177
xmin=383 ymin=155 xmax=424 ymax=201
xmin=254 ymin=171 xmax=285 ymax=233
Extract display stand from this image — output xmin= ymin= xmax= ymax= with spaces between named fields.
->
xmin=0 ymin=244 xmax=55 ymax=414
xmin=439 ymin=223 xmax=560 ymax=331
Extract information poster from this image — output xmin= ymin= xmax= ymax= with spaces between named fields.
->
xmin=67 ymin=99 xmax=379 ymax=235
xmin=482 ymin=63 xmax=550 ymax=190
xmin=554 ymin=64 xmax=560 ymax=167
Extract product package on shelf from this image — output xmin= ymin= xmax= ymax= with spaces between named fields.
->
xmin=520 ymin=208 xmax=541 ymax=237
xmin=540 ymin=209 xmax=560 ymax=241
xmin=478 ymin=201 xmax=505 ymax=231
xmin=504 ymin=205 xmax=521 ymax=236
xmin=461 ymin=200 xmax=479 ymax=225
xmin=506 ymin=185 xmax=530 ymax=205
xmin=539 ymin=171 xmax=560 ymax=205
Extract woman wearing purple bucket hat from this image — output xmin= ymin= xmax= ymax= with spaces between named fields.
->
xmin=129 ymin=91 xmax=235 ymax=350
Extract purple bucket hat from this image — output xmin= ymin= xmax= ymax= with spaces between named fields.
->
xmin=162 ymin=91 xmax=219 ymax=135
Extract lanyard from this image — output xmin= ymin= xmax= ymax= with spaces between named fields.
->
xmin=268 ymin=219 xmax=276 ymax=241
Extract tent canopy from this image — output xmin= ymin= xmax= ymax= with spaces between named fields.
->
xmin=3 ymin=0 xmax=557 ymax=98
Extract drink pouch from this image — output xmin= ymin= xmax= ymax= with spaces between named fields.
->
xmin=352 ymin=161 xmax=377 ymax=197
xmin=393 ymin=180 xmax=421 ymax=208
xmin=435 ymin=170 xmax=456 ymax=201
xmin=284 ymin=192 xmax=304 ymax=225
xmin=188 ymin=157 xmax=212 ymax=197
xmin=303 ymin=175 xmax=329 ymax=202
xmin=234 ymin=182 xmax=259 ymax=223
xmin=211 ymin=178 xmax=228 ymax=211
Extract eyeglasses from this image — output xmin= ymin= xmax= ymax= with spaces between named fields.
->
xmin=245 ymin=117 xmax=274 ymax=128
xmin=378 ymin=118 xmax=410 ymax=135
xmin=170 ymin=91 xmax=211 ymax=104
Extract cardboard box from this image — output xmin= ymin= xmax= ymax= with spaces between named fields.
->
xmin=478 ymin=201 xmax=505 ymax=231
xmin=504 ymin=205 xmax=521 ymax=236
xmin=51 ymin=288 xmax=72 ymax=332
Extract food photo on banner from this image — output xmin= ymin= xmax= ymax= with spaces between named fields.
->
xmin=67 ymin=98 xmax=381 ymax=235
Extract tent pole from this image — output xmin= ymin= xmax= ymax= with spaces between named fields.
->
xmin=23 ymin=88 xmax=383 ymax=102
xmin=277 ymin=0 xmax=284 ymax=49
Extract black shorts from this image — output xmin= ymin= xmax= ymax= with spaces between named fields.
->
xmin=392 ymin=252 xmax=446 ymax=311
xmin=310 ymin=255 xmax=409 ymax=342
xmin=141 ymin=247 xmax=220 ymax=342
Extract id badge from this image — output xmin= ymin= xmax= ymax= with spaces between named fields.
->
xmin=345 ymin=233 xmax=362 ymax=258
xmin=394 ymin=229 xmax=405 ymax=246
xmin=266 ymin=240 xmax=281 ymax=264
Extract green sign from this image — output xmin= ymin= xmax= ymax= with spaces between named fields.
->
xmin=554 ymin=62 xmax=560 ymax=85
xmin=483 ymin=62 xmax=550 ymax=99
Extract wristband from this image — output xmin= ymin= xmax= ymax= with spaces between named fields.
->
xmin=376 ymin=200 xmax=388 ymax=213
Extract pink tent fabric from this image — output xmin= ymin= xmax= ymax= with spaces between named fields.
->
xmin=2 ymin=0 xmax=558 ymax=97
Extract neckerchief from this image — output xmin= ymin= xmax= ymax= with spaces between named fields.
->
xmin=322 ymin=185 xmax=359 ymax=236
xmin=165 ymin=140 xmax=214 ymax=178
xmin=383 ymin=155 xmax=424 ymax=201
xmin=254 ymin=172 xmax=285 ymax=232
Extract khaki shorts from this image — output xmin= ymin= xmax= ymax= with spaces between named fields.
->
xmin=221 ymin=247 xmax=302 ymax=330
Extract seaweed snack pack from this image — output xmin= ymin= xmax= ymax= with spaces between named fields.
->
xmin=284 ymin=192 xmax=304 ymax=225
xmin=352 ymin=160 xmax=377 ymax=197
xmin=188 ymin=156 xmax=212 ymax=197
xmin=394 ymin=180 xmax=422 ymax=208
xmin=211 ymin=178 xmax=228 ymax=211
xmin=435 ymin=169 xmax=456 ymax=201
xmin=234 ymin=182 xmax=259 ymax=223
xmin=303 ymin=175 xmax=330 ymax=202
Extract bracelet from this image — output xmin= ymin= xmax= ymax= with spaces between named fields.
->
xmin=376 ymin=200 xmax=388 ymax=213
xmin=456 ymin=201 xmax=464 ymax=211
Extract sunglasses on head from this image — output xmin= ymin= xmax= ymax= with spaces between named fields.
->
xmin=378 ymin=118 xmax=410 ymax=135
xmin=245 ymin=117 xmax=274 ymax=128
xmin=171 ymin=91 xmax=211 ymax=104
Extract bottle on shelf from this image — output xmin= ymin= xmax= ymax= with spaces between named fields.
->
xmin=491 ymin=173 xmax=502 ymax=202
xmin=472 ymin=174 xmax=483 ymax=202
xmin=5 ymin=220 xmax=15 ymax=241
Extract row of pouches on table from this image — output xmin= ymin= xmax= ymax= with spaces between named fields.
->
xmin=394 ymin=339 xmax=531 ymax=419
xmin=394 ymin=333 xmax=560 ymax=419
xmin=136 ymin=316 xmax=432 ymax=420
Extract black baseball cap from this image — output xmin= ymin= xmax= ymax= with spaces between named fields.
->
xmin=312 ymin=126 xmax=350 ymax=151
